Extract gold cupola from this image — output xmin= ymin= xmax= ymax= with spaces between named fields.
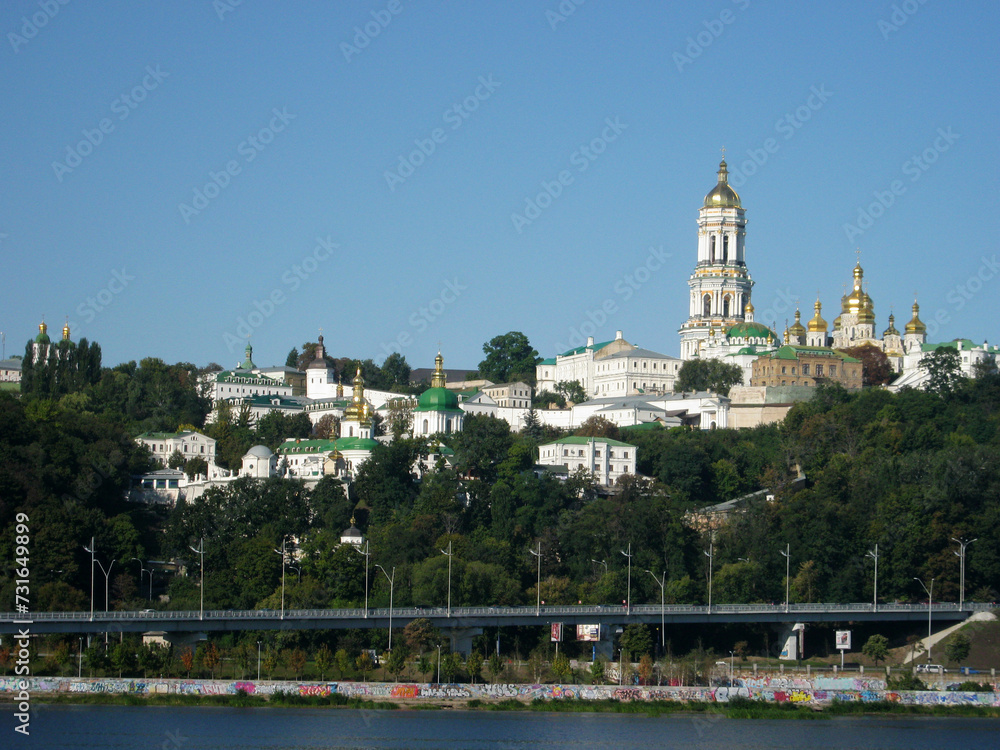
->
xmin=343 ymin=367 xmax=371 ymax=425
xmin=842 ymin=263 xmax=867 ymax=315
xmin=808 ymin=299 xmax=828 ymax=333
xmin=788 ymin=308 xmax=807 ymax=338
xmin=883 ymin=313 xmax=900 ymax=337
xmin=62 ymin=318 xmax=71 ymax=341
xmin=431 ymin=351 xmax=447 ymax=388
xmin=905 ymin=301 xmax=927 ymax=335
xmin=703 ymin=159 xmax=741 ymax=209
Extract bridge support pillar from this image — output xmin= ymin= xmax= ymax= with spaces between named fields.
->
xmin=778 ymin=623 xmax=805 ymax=661
xmin=446 ymin=627 xmax=482 ymax=657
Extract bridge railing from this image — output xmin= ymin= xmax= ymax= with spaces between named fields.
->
xmin=1 ymin=601 xmax=991 ymax=623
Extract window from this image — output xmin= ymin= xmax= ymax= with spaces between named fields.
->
xmin=829 ymin=365 xmax=836 ymax=376
xmin=802 ymin=364 xmax=809 ymax=375
xmin=781 ymin=366 xmax=786 ymax=374
xmin=563 ymin=449 xmax=568 ymax=456
xmin=816 ymin=364 xmax=823 ymax=376
xmin=703 ymin=294 xmax=711 ymax=316
xmin=595 ymin=450 xmax=601 ymax=457
xmin=791 ymin=367 xmax=796 ymax=374
xmin=623 ymin=452 xmax=629 ymax=459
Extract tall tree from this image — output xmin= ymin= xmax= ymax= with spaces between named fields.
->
xmin=674 ymin=358 xmax=744 ymax=396
xmin=921 ymin=347 xmax=964 ymax=395
xmin=477 ymin=332 xmax=540 ymax=385
xmin=285 ymin=348 xmax=299 ymax=368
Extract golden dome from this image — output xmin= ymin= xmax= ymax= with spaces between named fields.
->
xmin=745 ymin=300 xmax=755 ymax=316
xmin=842 ymin=262 xmax=867 ymax=315
xmin=62 ymin=319 xmax=71 ymax=340
xmin=883 ymin=313 xmax=899 ymax=337
xmin=905 ymin=302 xmax=927 ymax=334
xmin=703 ymin=159 xmax=741 ymax=209
xmin=808 ymin=299 xmax=827 ymax=333
xmin=431 ymin=352 xmax=447 ymax=388
xmin=858 ymin=293 xmax=876 ymax=325
xmin=833 ymin=314 xmax=842 ymax=332
xmin=788 ymin=309 xmax=806 ymax=337
xmin=343 ymin=367 xmax=371 ymax=425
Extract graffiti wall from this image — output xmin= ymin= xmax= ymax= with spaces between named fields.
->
xmin=1 ymin=676 xmax=997 ymax=707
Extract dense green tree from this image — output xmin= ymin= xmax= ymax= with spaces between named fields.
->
xmin=921 ymin=347 xmax=965 ymax=396
xmin=555 ymin=380 xmax=587 ymax=403
xmin=862 ymin=634 xmax=889 ymax=667
xmin=945 ymin=633 xmax=971 ymax=664
xmin=285 ymin=348 xmax=299 ymax=368
xmin=674 ymin=358 xmax=743 ymax=396
xmin=477 ymin=332 xmax=540 ymax=385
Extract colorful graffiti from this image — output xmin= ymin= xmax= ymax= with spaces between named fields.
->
xmin=1 ymin=676 xmax=996 ymax=707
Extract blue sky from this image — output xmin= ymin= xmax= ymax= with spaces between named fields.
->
xmin=2 ymin=0 xmax=998 ymax=371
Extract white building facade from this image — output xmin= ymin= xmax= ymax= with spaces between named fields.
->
xmin=537 ymin=436 xmax=638 ymax=487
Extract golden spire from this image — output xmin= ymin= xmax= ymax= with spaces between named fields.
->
xmin=431 ymin=351 xmax=447 ymax=388
xmin=808 ymin=298 xmax=828 ymax=333
xmin=62 ymin=317 xmax=71 ymax=341
xmin=789 ymin=308 xmax=806 ymax=338
xmin=905 ymin=300 xmax=927 ymax=334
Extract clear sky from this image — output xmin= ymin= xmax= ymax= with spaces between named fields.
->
xmin=2 ymin=0 xmax=998 ymax=371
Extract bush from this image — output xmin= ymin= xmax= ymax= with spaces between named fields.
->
xmin=886 ymin=673 xmax=927 ymax=691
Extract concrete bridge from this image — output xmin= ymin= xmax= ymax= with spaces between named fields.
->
xmin=3 ymin=601 xmax=987 ymax=653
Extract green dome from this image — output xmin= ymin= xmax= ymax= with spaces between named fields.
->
xmin=727 ymin=321 xmax=777 ymax=341
xmin=415 ymin=386 xmax=460 ymax=412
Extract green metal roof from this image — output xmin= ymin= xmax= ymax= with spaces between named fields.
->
xmin=539 ymin=358 xmax=556 ymax=365
xmin=768 ymin=345 xmax=860 ymax=363
xmin=414 ymin=386 xmax=461 ymax=413
xmin=921 ymin=339 xmax=989 ymax=353
xmin=559 ymin=339 xmax=615 ymax=357
xmin=277 ymin=439 xmax=339 ymax=454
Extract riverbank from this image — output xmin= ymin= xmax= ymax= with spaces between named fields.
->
xmin=19 ymin=690 xmax=1000 ymax=719
xmin=3 ymin=675 xmax=998 ymax=714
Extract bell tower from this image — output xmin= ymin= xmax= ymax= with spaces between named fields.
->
xmin=679 ymin=158 xmax=754 ymax=360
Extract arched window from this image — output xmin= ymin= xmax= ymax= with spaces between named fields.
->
xmin=709 ymin=235 xmax=716 ymax=263
xmin=722 ymin=235 xmax=729 ymax=263
xmin=703 ymin=294 xmax=712 ymax=317
xmin=422 ymin=419 xmax=428 ymax=434
xmin=723 ymin=296 xmax=730 ymax=317
xmin=445 ymin=419 xmax=452 ymax=434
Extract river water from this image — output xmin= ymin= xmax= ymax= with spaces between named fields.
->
xmin=9 ymin=705 xmax=997 ymax=749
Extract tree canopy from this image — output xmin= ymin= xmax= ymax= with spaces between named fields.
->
xmin=477 ymin=332 xmax=540 ymax=385
xmin=674 ymin=358 xmax=744 ymax=396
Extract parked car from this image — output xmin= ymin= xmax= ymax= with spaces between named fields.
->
xmin=915 ymin=663 xmax=944 ymax=673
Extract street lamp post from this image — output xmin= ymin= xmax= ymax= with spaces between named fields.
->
xmin=913 ymin=577 xmax=934 ymax=663
xmin=952 ymin=537 xmax=977 ymax=610
xmin=437 ymin=643 xmax=442 ymax=684
xmin=273 ymin=537 xmax=287 ymax=620
xmin=360 ymin=540 xmax=370 ymax=618
xmin=78 ymin=637 xmax=83 ymax=678
xmin=620 ymin=543 xmax=633 ymax=616
xmin=440 ymin=540 xmax=454 ymax=617
xmin=257 ymin=640 xmax=262 ymax=680
xmin=529 ymin=543 xmax=542 ymax=616
xmin=729 ymin=650 xmax=735 ymax=684
xmin=189 ymin=538 xmax=205 ymax=621
xmin=646 ymin=570 xmax=665 ymax=652
xmin=94 ymin=559 xmax=115 ymax=611
xmin=83 ymin=537 xmax=96 ymax=621
xmin=704 ymin=542 xmax=714 ymax=613
xmin=131 ymin=557 xmax=152 ymax=601
xmin=591 ymin=559 xmax=608 ymax=576
xmin=376 ymin=564 xmax=395 ymax=651
xmin=865 ymin=544 xmax=879 ymax=612
xmin=780 ymin=543 xmax=791 ymax=613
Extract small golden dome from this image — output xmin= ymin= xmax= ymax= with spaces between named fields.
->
xmin=833 ymin=314 xmax=842 ymax=332
xmin=808 ymin=299 xmax=827 ymax=333
xmin=343 ymin=367 xmax=371 ymax=425
xmin=431 ymin=352 xmax=447 ymax=389
xmin=905 ymin=302 xmax=927 ymax=334
xmin=788 ymin=309 xmax=806 ymax=338
xmin=62 ymin=319 xmax=71 ymax=340
xmin=883 ymin=313 xmax=899 ymax=337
